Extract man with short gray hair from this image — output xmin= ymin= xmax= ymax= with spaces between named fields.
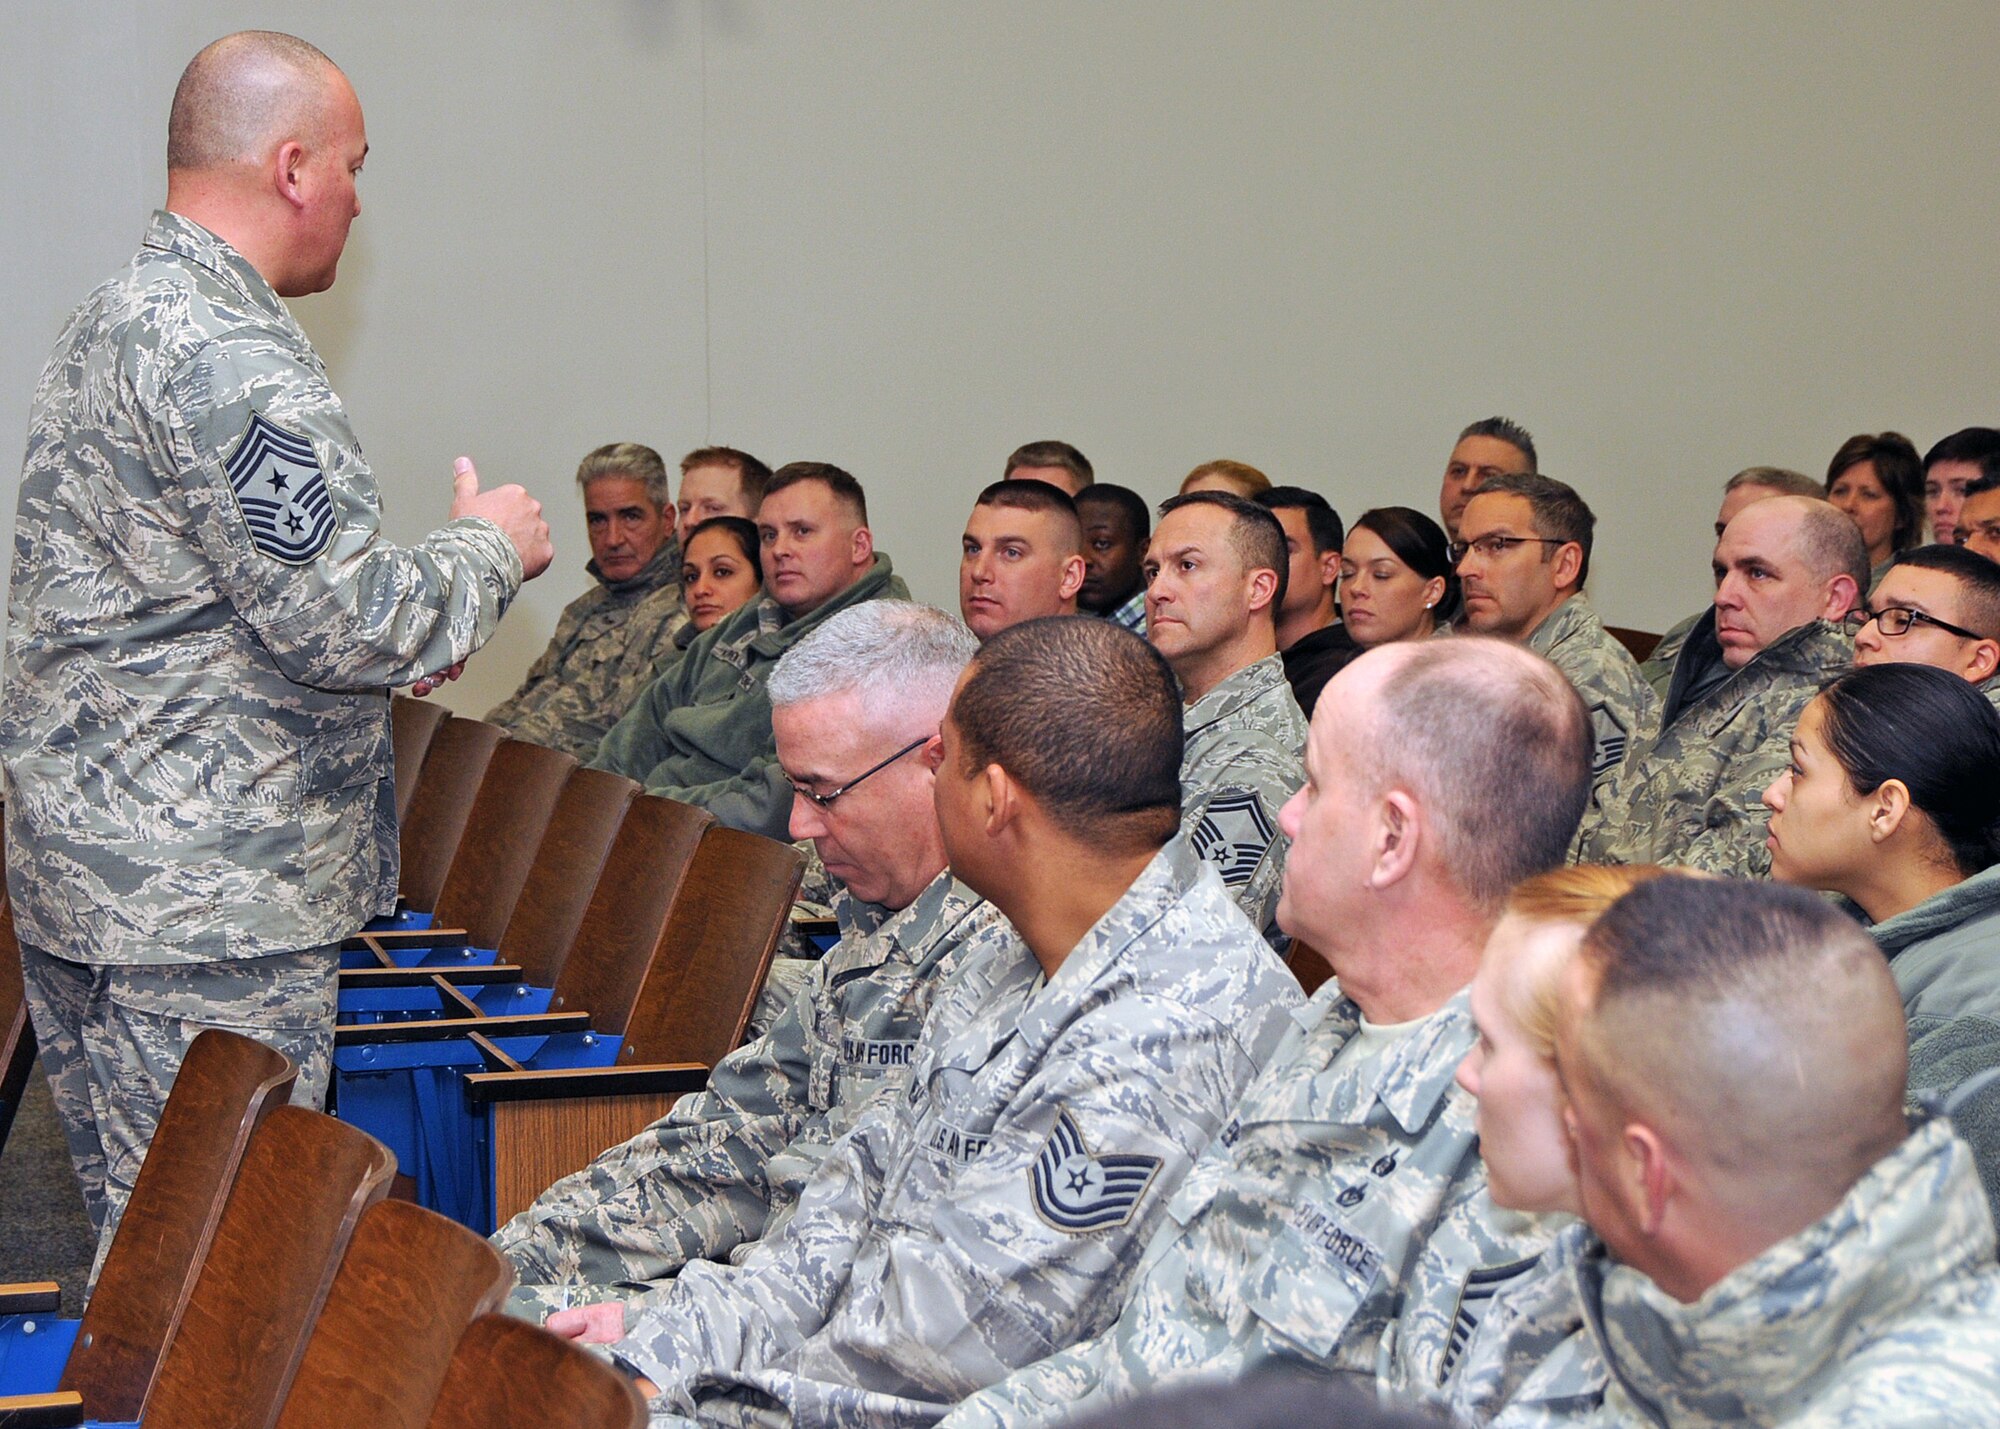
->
xmin=493 ymin=601 xmax=1004 ymax=1315
xmin=486 ymin=442 xmax=693 ymax=757
xmin=1577 ymin=494 xmax=1862 ymax=877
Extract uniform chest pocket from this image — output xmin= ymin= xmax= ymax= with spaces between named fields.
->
xmin=1242 ymin=1201 xmax=1385 ymax=1362
xmin=299 ymin=718 xmax=388 ymax=798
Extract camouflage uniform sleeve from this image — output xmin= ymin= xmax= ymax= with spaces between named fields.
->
xmin=1182 ymin=740 xmax=1301 ymax=941
xmin=166 ymin=335 xmax=521 ymax=688
xmin=589 ymin=651 xmax=692 ymax=779
xmin=485 ymin=598 xmax=588 ymax=733
xmin=615 ymin=995 xmax=1270 ymax=1416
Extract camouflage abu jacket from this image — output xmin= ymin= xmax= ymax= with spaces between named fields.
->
xmin=1572 ymin=614 xmax=1850 ymax=878
xmin=1 ymin=211 xmax=520 ymax=965
xmin=492 ymin=870 xmax=1002 ymax=1315
xmin=612 ymin=836 xmax=1302 ymax=1427
xmin=590 ymin=556 xmax=908 ymax=839
xmin=1473 ymin=1119 xmax=2000 ymax=1427
xmin=1525 ymin=596 xmax=1657 ymax=785
xmin=1179 ymin=652 xmax=1308 ymax=945
xmin=486 ymin=538 xmax=689 ymax=758
xmin=942 ymin=985 xmax=1558 ymax=1427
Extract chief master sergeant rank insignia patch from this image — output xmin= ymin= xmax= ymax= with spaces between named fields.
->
xmin=1030 ymin=1107 xmax=1163 ymax=1233
xmin=226 ymin=411 xmax=337 ymax=563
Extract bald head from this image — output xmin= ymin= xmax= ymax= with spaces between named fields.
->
xmin=168 ymin=32 xmax=342 ymax=172
xmin=1565 ymin=879 xmax=1907 ymax=1274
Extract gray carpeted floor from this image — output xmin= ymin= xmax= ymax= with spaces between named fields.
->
xmin=0 ymin=1069 xmax=97 ymax=1314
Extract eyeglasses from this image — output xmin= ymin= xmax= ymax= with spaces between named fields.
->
xmin=1448 ymin=534 xmax=1566 ymax=565
xmin=786 ymin=735 xmax=929 ymax=810
xmin=1844 ymin=605 xmax=1984 ymax=641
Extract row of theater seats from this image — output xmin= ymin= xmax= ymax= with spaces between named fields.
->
xmin=332 ymin=700 xmax=805 ymax=1233
xmin=0 ymin=1029 xmax=645 ymax=1428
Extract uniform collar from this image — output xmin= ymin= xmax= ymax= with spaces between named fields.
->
xmin=145 ymin=210 xmax=287 ymax=322
xmin=1184 ymin=651 xmax=1288 ymax=738
xmin=1291 ymin=985 xmax=1476 ymax=1137
xmin=1525 ymin=594 xmax=1592 ymax=654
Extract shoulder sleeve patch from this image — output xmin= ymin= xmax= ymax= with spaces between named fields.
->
xmin=225 ymin=411 xmax=336 ymax=564
xmin=1029 ymin=1108 xmax=1163 ymax=1233
xmin=1190 ymin=789 xmax=1281 ymax=888
xmin=1440 ymin=1253 xmax=1544 ymax=1385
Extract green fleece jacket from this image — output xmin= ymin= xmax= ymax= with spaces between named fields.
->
xmin=1869 ymin=862 xmax=2000 ymax=1225
xmin=591 ymin=555 xmax=909 ymax=839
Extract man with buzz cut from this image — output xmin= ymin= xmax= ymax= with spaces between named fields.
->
xmin=486 ymin=441 xmax=696 ymax=757
xmin=593 ymin=461 xmax=908 ymax=839
xmin=1075 ymin=484 xmax=1151 ymax=635
xmin=549 ymin=616 xmax=1303 ymax=1426
xmin=958 ymin=479 xmax=1086 ymax=640
xmin=1454 ymin=473 xmax=1655 ymax=781
xmin=1578 ymin=494 xmax=1863 ymax=878
xmin=493 ymin=602 xmax=1006 ymax=1318
xmin=943 ymin=638 xmax=1595 ymax=1426
xmin=1451 ymin=878 xmax=2000 ymax=1425
xmin=1004 ymin=439 xmax=1093 ymax=496
xmin=1852 ymin=543 xmax=2000 ymax=710
xmin=1144 ymin=491 xmax=1308 ymax=943
xmin=1438 ymin=416 xmax=1536 ymax=544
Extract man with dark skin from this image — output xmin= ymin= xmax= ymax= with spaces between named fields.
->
xmin=1074 ymin=484 xmax=1150 ymax=635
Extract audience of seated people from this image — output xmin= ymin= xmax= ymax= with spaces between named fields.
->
xmin=956 ymin=479 xmax=1085 ymax=640
xmin=1253 ymin=485 xmax=1357 ymax=718
xmin=1073 ymin=482 xmax=1151 ymax=634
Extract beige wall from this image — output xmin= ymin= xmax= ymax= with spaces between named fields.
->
xmin=6 ymin=3 xmax=1997 ymax=718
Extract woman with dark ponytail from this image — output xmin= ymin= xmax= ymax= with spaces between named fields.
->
xmin=1761 ymin=662 xmax=2000 ymax=1216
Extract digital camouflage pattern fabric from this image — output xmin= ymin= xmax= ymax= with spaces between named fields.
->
xmin=486 ymin=539 xmax=689 ymax=758
xmin=493 ymin=872 xmax=1002 ymax=1318
xmin=1572 ymin=616 xmax=1850 ymax=878
xmin=942 ymin=988 xmax=1558 ymax=1427
xmin=609 ymin=837 xmax=1302 ymax=1427
xmin=1636 ymin=610 xmax=1699 ymax=702
xmin=1 ymin=211 xmax=522 ymax=966
xmin=1465 ymin=1119 xmax=2000 ymax=1427
xmin=1178 ymin=652 xmax=1308 ymax=945
xmin=1524 ymin=596 xmax=1656 ymax=784
xmin=590 ymin=556 xmax=909 ymax=839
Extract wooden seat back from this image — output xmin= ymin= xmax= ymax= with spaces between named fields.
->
xmin=1286 ymin=940 xmax=1336 ymax=998
xmin=390 ymin=696 xmax=451 ymax=827
xmin=1606 ymin=625 xmax=1663 ymax=663
xmin=57 ymin=1029 xmax=296 ymax=1421
xmin=141 ymin=1107 xmax=394 ymax=1429
xmin=427 ymin=740 xmax=581 ymax=948
xmin=493 ymin=768 xmax=640 ymax=986
xmin=546 ymin=795 xmax=712 ymax=1037
xmin=0 ymin=898 xmax=35 ymax=1153
xmin=423 ymin=1316 xmax=644 ymax=1429
xmin=397 ymin=718 xmax=507 ymax=913
xmin=619 ymin=827 xmax=803 ymax=1066
xmin=272 ymin=1200 xmax=512 ymax=1429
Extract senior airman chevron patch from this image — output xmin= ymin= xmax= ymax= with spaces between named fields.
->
xmin=226 ymin=411 xmax=335 ymax=563
xmin=1029 ymin=1108 xmax=1162 ymax=1233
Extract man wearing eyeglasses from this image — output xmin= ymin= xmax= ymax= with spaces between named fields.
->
xmin=1576 ymin=495 xmax=1864 ymax=878
xmin=1454 ymin=475 xmax=1654 ymax=781
xmin=1852 ymin=545 xmax=2000 ymax=708
xmin=495 ymin=601 xmax=1009 ymax=1317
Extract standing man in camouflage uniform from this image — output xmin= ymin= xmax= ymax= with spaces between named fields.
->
xmin=1453 ymin=475 xmax=1654 ymax=783
xmin=593 ymin=462 xmax=907 ymax=839
xmin=550 ymin=617 xmax=1303 ymax=1426
xmin=486 ymin=443 xmax=696 ymax=757
xmin=1576 ymin=495 xmax=1862 ymax=878
xmin=943 ymin=638 xmax=1594 ymax=1426
xmin=1 ymin=31 xmax=551 ymax=1257
xmin=1460 ymin=878 xmax=2000 ymax=1425
xmin=1145 ymin=492 xmax=1308 ymax=943
xmin=492 ymin=602 xmax=1003 ymax=1314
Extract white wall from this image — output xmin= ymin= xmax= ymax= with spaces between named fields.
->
xmin=7 ymin=2 xmax=1997 ymax=718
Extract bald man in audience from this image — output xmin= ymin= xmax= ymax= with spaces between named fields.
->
xmin=1439 ymin=417 xmax=1537 ymax=544
xmin=1956 ymin=475 xmax=2000 ymax=562
xmin=1638 ymin=466 xmax=1824 ymax=696
xmin=1576 ymin=495 xmax=1862 ymax=878
xmin=958 ymin=479 xmax=1085 ymax=640
xmin=551 ymin=617 xmax=1302 ymax=1424
xmin=944 ymin=639 xmax=1594 ymax=1426
xmin=1144 ymin=492 xmax=1308 ymax=943
xmin=1852 ymin=545 xmax=2000 ymax=708
xmin=1464 ymin=878 xmax=2000 ymax=1424
xmin=1454 ymin=474 xmax=1654 ymax=782
xmin=1004 ymin=439 xmax=1093 ymax=496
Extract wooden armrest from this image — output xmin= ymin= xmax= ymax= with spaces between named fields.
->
xmin=339 ymin=928 xmax=470 ymax=953
xmin=0 ymin=1282 xmax=60 ymax=1314
xmin=463 ymin=1062 xmax=712 ymax=1104
xmin=333 ymin=1011 xmax=592 ymax=1046
xmin=466 ymin=1032 xmax=526 ymax=1074
xmin=0 ymin=1391 xmax=85 ymax=1428
xmin=338 ymin=963 xmax=524 ymax=990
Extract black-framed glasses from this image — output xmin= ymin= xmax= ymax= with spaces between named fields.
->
xmin=1448 ymin=534 xmax=1566 ymax=565
xmin=1844 ymin=605 xmax=1984 ymax=641
xmin=786 ymin=735 xmax=929 ymax=810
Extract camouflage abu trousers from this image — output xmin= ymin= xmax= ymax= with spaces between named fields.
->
xmin=20 ymin=940 xmax=338 ymax=1280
